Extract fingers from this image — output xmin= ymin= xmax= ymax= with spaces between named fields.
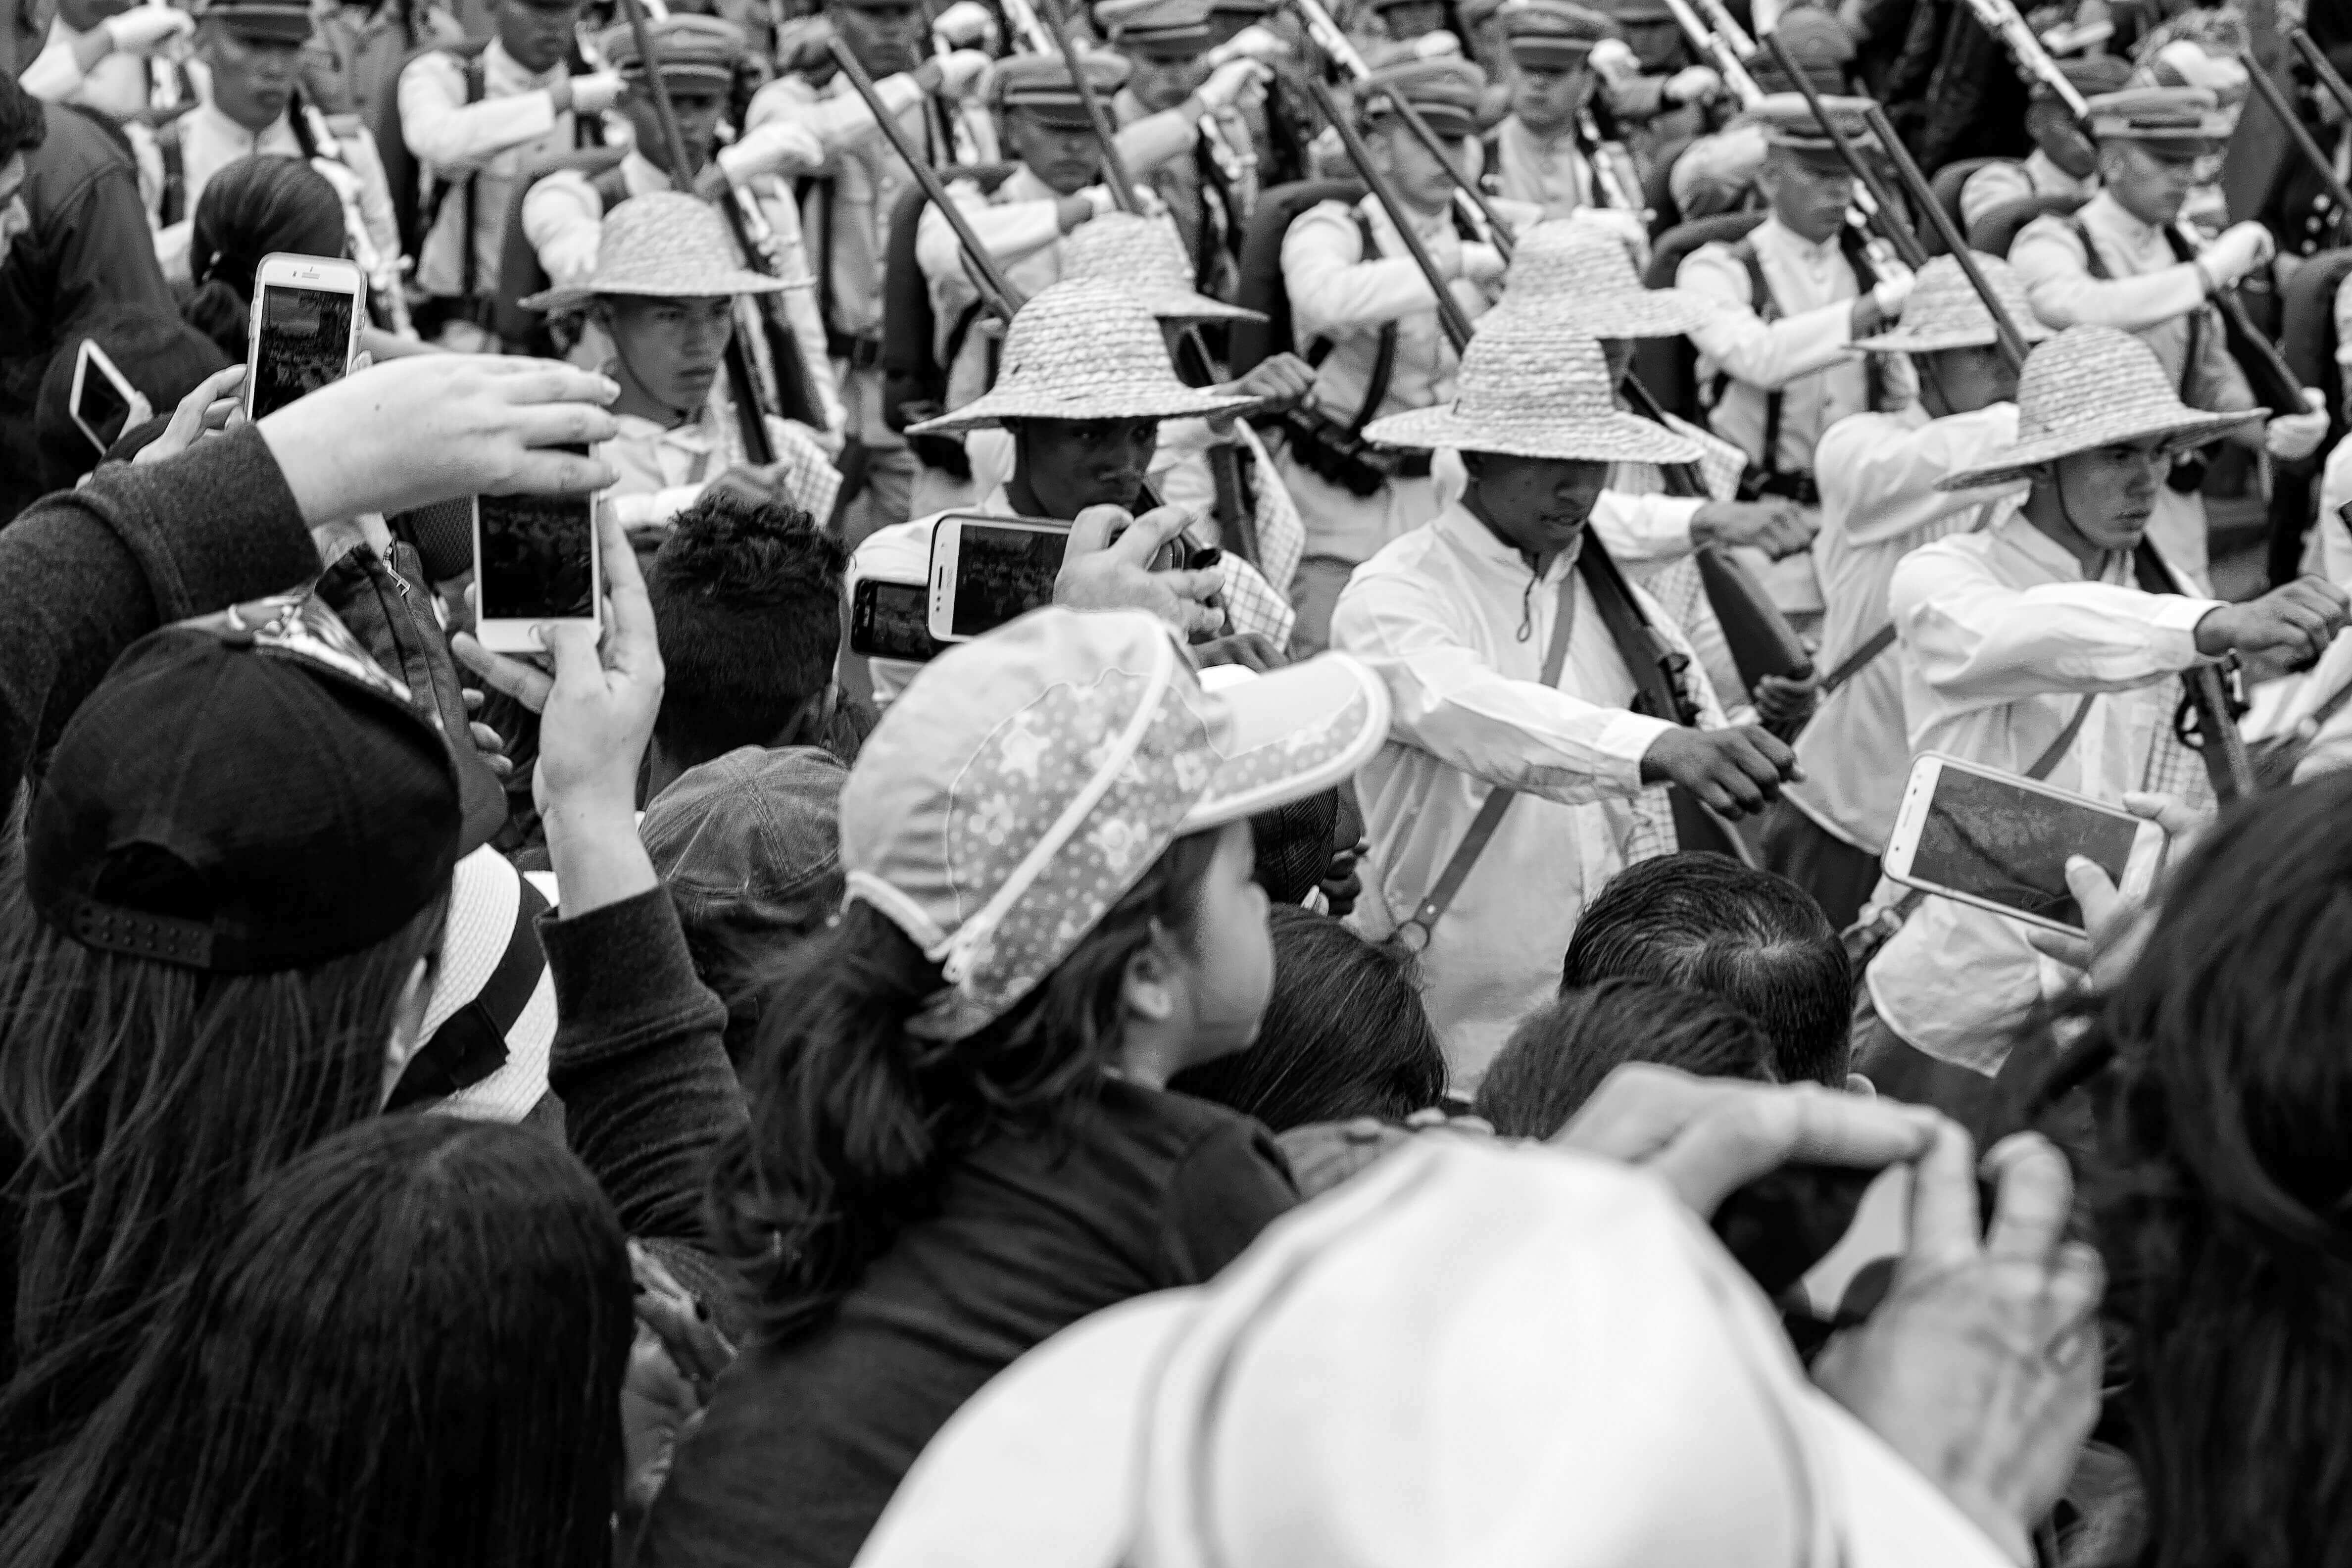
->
xmin=491 ymin=399 xmax=625 ymax=469
xmin=1904 ymin=1117 xmax=1984 ymax=1269
xmin=2024 ymin=924 xmax=2093 ymax=970
xmin=2062 ymin=854 xmax=2120 ymax=934
xmin=540 ymin=619 xmax=603 ymax=692
xmin=451 ymin=631 xmax=555 ymax=714
xmin=1980 ymin=1132 xmax=2074 ymax=1266
xmin=1111 ymin=504 xmax=1192 ymax=566
xmin=1066 ymin=502 xmax=1133 ymax=558
xmin=596 ymin=502 xmax=661 ymax=678
xmin=1645 ymin=1082 xmax=1942 ymax=1218
xmin=2120 ymin=789 xmax=2201 ymax=843
xmin=496 ymin=448 xmax=617 ymax=499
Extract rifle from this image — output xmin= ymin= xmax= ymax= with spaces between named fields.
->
xmin=2291 ymin=29 xmax=2352 ymax=127
xmin=2242 ymin=51 xmax=2352 ymax=244
xmin=1857 ymin=100 xmax=2026 ymax=370
xmin=1761 ymin=30 xmax=1928 ymax=271
xmin=996 ymin=0 xmax=1058 ymax=55
xmin=299 ymin=103 xmax=417 ymax=340
xmin=1303 ymin=74 xmax=1475 ymax=352
xmin=1037 ymin=0 xmax=1145 ymax=212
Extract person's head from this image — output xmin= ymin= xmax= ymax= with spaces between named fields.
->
xmin=2065 ymin=773 xmax=2352 ymax=1568
xmin=0 ymin=593 xmax=496 ymax=1477
xmin=494 ymin=0 xmax=586 ymax=77
xmin=992 ymin=53 xmax=1131 ymax=194
xmin=1099 ymin=0 xmax=1216 ymax=112
xmin=1912 ymin=342 xmax=2014 ymax=417
xmin=184 ymin=153 xmax=344 ymax=358
xmin=0 ymin=75 xmax=41 ymax=274
xmin=192 ymin=1 xmax=314 ymax=132
xmin=704 ymin=608 xmax=1390 ymax=1339
xmin=643 ymin=489 xmax=845 ymax=792
xmin=1560 ymin=853 xmax=1853 ymax=1087
xmin=600 ymin=293 xmax=731 ymax=416
xmin=1370 ymin=0 xmax=1449 ymax=42
xmin=1357 ymin=54 xmax=1488 ymax=215
xmin=906 ymin=278 xmax=1258 ymax=513
xmin=35 ymin=308 xmax=230 ymax=490
xmin=2086 ymin=87 xmax=2228 ymax=227
xmin=2024 ymin=58 xmax=2128 ymax=177
xmin=0 ymin=1117 xmax=631 ymax=1568
xmin=1501 ymin=0 xmax=1615 ymax=136
xmin=601 ymin=13 xmax=745 ymax=176
xmin=1844 ymin=250 xmax=2048 ymax=417
xmin=1170 ymin=906 xmax=1447 ymax=1128
xmin=56 ymin=0 xmax=135 ymax=32
xmin=827 ymin=0 xmax=926 ymax=78
xmin=1475 ymin=977 xmax=1773 ymax=1135
xmin=1459 ymin=0 xmax=1508 ymax=69
xmin=1756 ymin=144 xmax=1854 ymax=243
xmin=1737 ymin=6 xmax=1853 ymax=96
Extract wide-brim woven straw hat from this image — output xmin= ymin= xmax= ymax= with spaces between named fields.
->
xmin=522 ymin=191 xmax=801 ymax=312
xmin=905 ymin=279 xmax=1259 ymax=436
xmin=1060 ymin=213 xmax=1267 ymax=323
xmin=1851 ymin=251 xmax=2052 ymax=353
xmin=1486 ymin=217 xmax=1716 ymax=339
xmin=1938 ymin=324 xmax=2264 ymax=490
xmin=1363 ymin=321 xmax=1702 ymax=464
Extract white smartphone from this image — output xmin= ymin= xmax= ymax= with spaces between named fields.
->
xmin=1882 ymin=752 xmax=2168 ymax=936
xmin=472 ymin=452 xmax=599 ymax=654
xmin=927 ymin=514 xmax=1072 ymax=643
xmin=244 ymin=252 xmax=365 ymax=420
xmin=69 ymin=338 xmax=142 ymax=457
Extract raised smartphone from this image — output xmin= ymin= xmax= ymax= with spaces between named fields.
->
xmin=473 ymin=451 xmax=598 ymax=654
xmin=849 ymin=577 xmax=941 ymax=662
xmin=69 ymin=338 xmax=142 ymax=456
xmin=926 ymin=514 xmax=1070 ymax=643
xmin=244 ymin=252 xmax=364 ymax=420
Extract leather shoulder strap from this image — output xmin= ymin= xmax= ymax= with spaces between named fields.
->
xmin=1343 ymin=203 xmax=1401 ymax=437
xmin=1820 ymin=499 xmax=2004 ymax=698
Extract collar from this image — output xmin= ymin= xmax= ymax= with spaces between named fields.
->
xmin=621 ymin=147 xmax=674 ymax=194
xmin=2083 ymin=188 xmax=2165 ymax=245
xmin=1363 ymin=190 xmax=1450 ymax=242
xmin=1999 ymin=501 xmax=2124 ymax=583
xmin=1503 ymin=115 xmax=1578 ymax=153
xmin=1759 ymin=212 xmax=1842 ymax=264
xmin=1434 ymin=501 xmax=1581 ymax=584
xmin=190 ymin=96 xmax=290 ymax=150
xmin=612 ymin=404 xmax=721 ymax=446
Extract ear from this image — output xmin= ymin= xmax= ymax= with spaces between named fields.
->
xmin=382 ymin=954 xmax=436 ymax=1104
xmin=1119 ymin=933 xmax=1180 ymax=1025
xmin=1845 ymin=1071 xmax=1874 ymax=1096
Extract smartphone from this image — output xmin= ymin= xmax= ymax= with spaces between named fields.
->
xmin=850 ymin=577 xmax=942 ymax=662
xmin=473 ymin=449 xmax=598 ymax=654
xmin=927 ymin=514 xmax=1071 ymax=643
xmin=244 ymin=253 xmax=365 ymax=420
xmin=1882 ymin=752 xmax=2167 ymax=935
xmin=70 ymin=338 xmax=141 ymax=457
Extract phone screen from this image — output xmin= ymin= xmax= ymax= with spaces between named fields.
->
xmin=250 ymin=283 xmax=356 ymax=419
xmin=73 ymin=353 xmax=133 ymax=452
xmin=479 ymin=467 xmax=595 ymax=623
xmin=1911 ymin=766 xmax=2143 ymax=929
xmin=950 ymin=523 xmax=1067 ymax=639
xmin=853 ymin=579 xmax=939 ymax=661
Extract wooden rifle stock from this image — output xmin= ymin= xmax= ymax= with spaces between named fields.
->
xmin=1304 ymin=75 xmax=1474 ymax=352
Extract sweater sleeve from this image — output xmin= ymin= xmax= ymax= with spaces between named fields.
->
xmin=540 ymin=884 xmax=743 ymax=1244
xmin=0 ymin=426 xmax=315 ymax=790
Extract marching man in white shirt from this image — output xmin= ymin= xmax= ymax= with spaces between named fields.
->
xmin=1332 ymin=311 xmax=1798 ymax=1085
xmin=1855 ymin=325 xmax=2348 ymax=1122
xmin=1763 ymin=252 xmax=2050 ymax=931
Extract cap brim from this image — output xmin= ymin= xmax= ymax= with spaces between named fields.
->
xmin=1362 ymin=403 xmax=1704 ymax=465
xmin=1804 ymin=1388 xmax=2016 ymax=1568
xmin=1499 ymin=286 xmax=1718 ymax=339
xmin=1180 ymin=652 xmax=1392 ymax=832
xmin=1936 ymin=405 xmax=2264 ymax=490
xmin=521 ymin=268 xmax=802 ymax=312
xmin=1133 ymin=286 xmax=1268 ymax=324
xmin=856 ymin=1292 xmax=1197 ymax=1568
xmin=906 ymin=385 xmax=1260 ymax=436
xmin=1849 ymin=321 xmax=2055 ymax=353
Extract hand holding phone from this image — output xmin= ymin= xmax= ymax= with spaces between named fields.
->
xmin=1052 ymin=503 xmax=1226 ymax=640
xmin=244 ymin=253 xmax=365 ymax=419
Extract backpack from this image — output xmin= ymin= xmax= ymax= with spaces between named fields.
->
xmin=373 ymin=37 xmax=491 ymax=264
xmin=1226 ymin=178 xmax=1364 ymax=376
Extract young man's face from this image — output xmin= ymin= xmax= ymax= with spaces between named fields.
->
xmin=605 ymin=294 xmax=735 ymax=412
xmin=1371 ymin=121 xmax=1474 ymax=215
xmin=622 ymin=80 xmax=728 ymax=173
xmin=495 ymin=0 xmax=583 ymax=77
xmin=2099 ymin=139 xmax=2200 ymax=228
xmin=1913 ymin=343 xmax=2017 ymax=418
xmin=1010 ymin=415 xmax=1159 ymax=516
xmin=199 ymin=25 xmax=303 ymax=131
xmin=1462 ymin=450 xmax=1611 ymax=560
xmin=1757 ymin=148 xmax=1854 ymax=245
xmin=1509 ymin=62 xmax=1589 ymax=135
xmin=1125 ymin=49 xmax=1210 ymax=114
xmin=829 ymin=0 xmax=924 ymax=78
xmin=1377 ymin=0 xmax=1448 ymax=40
xmin=1005 ymin=110 xmax=1103 ymax=196
xmin=2044 ymin=438 xmax=2166 ymax=553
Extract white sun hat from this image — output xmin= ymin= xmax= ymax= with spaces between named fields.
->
xmin=903 ymin=279 xmax=1262 ymax=437
xmin=1060 ymin=211 xmax=1268 ymax=324
xmin=1488 ymin=216 xmax=1719 ymax=339
xmin=400 ymin=844 xmax=557 ymax=1125
xmin=1938 ymin=323 xmax=2265 ymax=491
xmin=854 ymin=1138 xmax=2014 ymax=1568
xmin=1363 ymin=320 xmax=1704 ymax=465
xmin=521 ymin=190 xmax=806 ymax=313
xmin=1849 ymin=251 xmax=2052 ymax=354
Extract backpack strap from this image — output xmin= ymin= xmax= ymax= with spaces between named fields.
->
xmin=416 ymin=47 xmax=489 ymax=295
xmin=1340 ymin=203 xmax=1400 ymax=437
xmin=1836 ymin=226 xmax=1893 ymax=413
xmin=1711 ymin=238 xmax=1786 ymax=478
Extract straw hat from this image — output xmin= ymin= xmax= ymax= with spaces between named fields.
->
xmin=521 ymin=192 xmax=801 ymax=312
xmin=1059 ymin=212 xmax=1267 ymax=323
xmin=904 ymin=279 xmax=1259 ymax=436
xmin=1937 ymin=325 xmax=2264 ymax=490
xmin=1488 ymin=216 xmax=1716 ymax=338
xmin=1849 ymin=251 xmax=2052 ymax=354
xmin=1363 ymin=318 xmax=1703 ymax=464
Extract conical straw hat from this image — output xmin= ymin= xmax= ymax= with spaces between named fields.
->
xmin=522 ymin=191 xmax=802 ymax=312
xmin=1937 ymin=324 xmax=2264 ymax=490
xmin=1486 ymin=217 xmax=1716 ymax=339
xmin=1061 ymin=212 xmax=1267 ymax=323
xmin=904 ymin=279 xmax=1260 ymax=436
xmin=1850 ymin=252 xmax=2053 ymax=353
xmin=1363 ymin=316 xmax=1703 ymax=464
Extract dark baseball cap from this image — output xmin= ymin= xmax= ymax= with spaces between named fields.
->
xmin=25 ymin=594 xmax=499 ymax=973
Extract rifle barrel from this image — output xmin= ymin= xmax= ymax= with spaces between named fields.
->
xmin=2291 ymin=29 xmax=2352 ymax=127
xmin=1764 ymin=29 xmax=1929 ymax=269
xmin=1038 ymin=0 xmax=1144 ymax=212
xmin=2243 ymin=52 xmax=2352 ymax=239
xmin=1304 ymin=75 xmax=1474 ymax=351
xmin=1858 ymin=101 xmax=2026 ymax=369
xmin=1376 ymin=84 xmax=1517 ymax=260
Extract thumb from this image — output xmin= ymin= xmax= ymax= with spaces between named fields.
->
xmin=2064 ymin=855 xmax=2120 ymax=932
xmin=540 ymin=620 xmax=604 ymax=691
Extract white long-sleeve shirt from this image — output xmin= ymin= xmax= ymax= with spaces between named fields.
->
xmin=1331 ymin=502 xmax=1725 ymax=1083
xmin=1784 ymin=404 xmax=2024 ymax=853
xmin=1488 ymin=116 xmax=1594 ymax=217
xmin=1867 ymin=515 xmax=2220 ymax=1070
xmin=398 ymin=38 xmax=578 ymax=297
xmin=20 ymin=14 xmax=149 ymax=122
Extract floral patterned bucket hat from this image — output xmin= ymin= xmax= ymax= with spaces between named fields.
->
xmin=841 ymin=608 xmax=1391 ymax=1041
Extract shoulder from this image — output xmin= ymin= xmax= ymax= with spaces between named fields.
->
xmin=1890 ymin=528 xmax=1998 ymax=601
xmin=398 ymin=46 xmax=466 ymax=88
xmin=1675 ymin=239 xmax=1752 ymax=293
xmin=1816 ymin=408 xmax=1915 ymax=463
xmin=1283 ymin=199 xmax=1366 ymax=253
xmin=1960 ymin=158 xmax=2027 ymax=194
xmin=22 ymin=103 xmax=133 ymax=217
xmin=747 ymin=72 xmax=823 ymax=125
xmin=2010 ymin=210 xmax=2086 ymax=253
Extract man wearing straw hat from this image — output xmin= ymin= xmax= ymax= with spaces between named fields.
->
xmin=2009 ymin=85 xmax=2330 ymax=589
xmin=523 ymin=191 xmax=841 ymax=529
xmin=1856 ymin=325 xmax=2348 ymax=1118
xmin=1763 ymin=252 xmax=2051 ymax=931
xmin=520 ymin=12 xmax=840 ymax=435
xmin=1331 ymin=311 xmax=1800 ymax=1082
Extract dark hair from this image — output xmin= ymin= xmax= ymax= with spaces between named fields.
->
xmin=1561 ymin=854 xmax=1851 ymax=1086
xmin=707 ymin=830 xmax=1224 ymax=1342
xmin=646 ymin=492 xmax=846 ymax=772
xmin=0 ymin=1117 xmax=631 ymax=1568
xmin=2071 ymin=775 xmax=2352 ymax=1568
xmin=1249 ymin=790 xmax=1340 ymax=905
xmin=1170 ymin=906 xmax=1445 ymax=1129
xmin=35 ymin=308 xmax=231 ymax=490
xmin=0 ymin=74 xmax=46 ymax=164
xmin=183 ymin=155 xmax=345 ymax=360
xmin=1475 ymin=978 xmax=1773 ymax=1138
xmin=0 ymin=865 xmax=450 ymax=1488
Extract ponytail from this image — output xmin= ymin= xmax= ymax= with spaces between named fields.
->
xmin=709 ymin=831 xmax=1224 ymax=1344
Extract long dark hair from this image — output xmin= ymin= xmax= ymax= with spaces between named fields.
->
xmin=2076 ymin=774 xmax=2352 ymax=1568
xmin=0 ymin=1116 xmax=632 ymax=1568
xmin=183 ymin=155 xmax=346 ymax=361
xmin=0 ymin=866 xmax=449 ymax=1491
xmin=707 ymin=830 xmax=1224 ymax=1343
